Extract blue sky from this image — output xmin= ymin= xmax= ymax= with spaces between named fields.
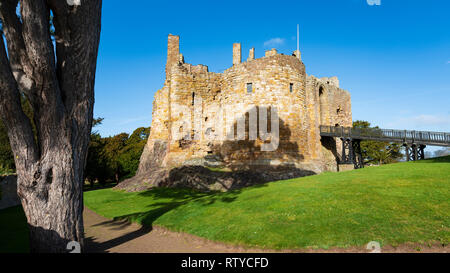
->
xmin=94 ymin=0 xmax=450 ymax=140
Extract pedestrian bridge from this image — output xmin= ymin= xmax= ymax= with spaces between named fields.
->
xmin=319 ymin=125 xmax=450 ymax=168
xmin=320 ymin=126 xmax=450 ymax=147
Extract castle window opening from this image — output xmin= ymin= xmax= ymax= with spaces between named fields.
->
xmin=247 ymin=83 xmax=253 ymax=94
xmin=192 ymin=92 xmax=195 ymax=106
xmin=290 ymin=83 xmax=294 ymax=93
xmin=319 ymin=86 xmax=326 ymax=125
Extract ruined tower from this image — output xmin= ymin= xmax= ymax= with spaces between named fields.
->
xmin=134 ymin=34 xmax=352 ymax=185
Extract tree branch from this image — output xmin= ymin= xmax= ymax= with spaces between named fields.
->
xmin=0 ymin=0 xmax=36 ymax=98
xmin=0 ymin=33 xmax=38 ymax=167
xmin=20 ymin=0 xmax=67 ymax=154
xmin=47 ymin=0 xmax=102 ymax=157
xmin=20 ymin=0 xmax=58 ymax=87
xmin=47 ymin=0 xmax=102 ymax=112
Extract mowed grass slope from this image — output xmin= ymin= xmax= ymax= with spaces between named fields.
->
xmin=84 ymin=157 xmax=450 ymax=249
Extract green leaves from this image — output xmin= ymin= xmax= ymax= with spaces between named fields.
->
xmin=353 ymin=120 xmax=404 ymax=165
xmin=84 ymin=125 xmax=150 ymax=185
xmin=0 ymin=121 xmax=15 ymax=173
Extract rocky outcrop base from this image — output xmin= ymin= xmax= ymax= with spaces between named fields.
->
xmin=115 ymin=166 xmax=316 ymax=192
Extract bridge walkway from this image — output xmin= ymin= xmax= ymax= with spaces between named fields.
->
xmin=319 ymin=125 xmax=450 ymax=168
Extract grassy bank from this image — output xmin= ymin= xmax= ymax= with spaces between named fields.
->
xmin=84 ymin=156 xmax=450 ymax=250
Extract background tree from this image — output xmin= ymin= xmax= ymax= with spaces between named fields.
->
xmin=0 ymin=121 xmax=14 ymax=173
xmin=103 ymin=133 xmax=129 ymax=183
xmin=118 ymin=127 xmax=150 ymax=179
xmin=0 ymin=0 xmax=102 ymax=252
xmin=85 ymin=118 xmax=109 ymax=188
xmin=84 ymin=125 xmax=150 ymax=186
xmin=353 ymin=120 xmax=404 ymax=165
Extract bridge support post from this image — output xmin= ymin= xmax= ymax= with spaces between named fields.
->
xmin=409 ymin=144 xmax=418 ymax=161
xmin=411 ymin=144 xmax=418 ymax=161
xmin=340 ymin=138 xmax=364 ymax=169
xmin=352 ymin=139 xmax=364 ymax=169
xmin=418 ymin=144 xmax=426 ymax=160
xmin=404 ymin=144 xmax=411 ymax=161
xmin=341 ymin=138 xmax=353 ymax=164
xmin=404 ymin=143 xmax=426 ymax=161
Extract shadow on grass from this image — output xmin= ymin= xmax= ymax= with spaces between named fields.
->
xmin=85 ymin=184 xmax=268 ymax=252
xmin=114 ymin=186 xmax=260 ymax=225
xmin=84 ymin=225 xmax=151 ymax=253
xmin=0 ymin=206 xmax=29 ymax=253
xmin=83 ymin=182 xmax=118 ymax=192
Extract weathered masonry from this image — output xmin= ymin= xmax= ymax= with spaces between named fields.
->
xmin=137 ymin=34 xmax=353 ymax=176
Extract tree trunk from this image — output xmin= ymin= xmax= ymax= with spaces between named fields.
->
xmin=16 ymin=144 xmax=85 ymax=252
xmin=0 ymin=0 xmax=102 ymax=252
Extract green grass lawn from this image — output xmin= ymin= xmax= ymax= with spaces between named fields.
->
xmin=0 ymin=206 xmax=29 ymax=253
xmin=1 ymin=157 xmax=449 ymax=252
xmin=84 ymin=156 xmax=450 ymax=250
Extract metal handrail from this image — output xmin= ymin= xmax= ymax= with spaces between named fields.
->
xmin=319 ymin=125 xmax=450 ymax=147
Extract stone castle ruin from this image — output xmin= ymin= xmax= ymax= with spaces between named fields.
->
xmin=118 ymin=34 xmax=352 ymax=192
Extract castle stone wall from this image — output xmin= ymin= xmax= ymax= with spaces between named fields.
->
xmin=137 ymin=35 xmax=353 ymax=177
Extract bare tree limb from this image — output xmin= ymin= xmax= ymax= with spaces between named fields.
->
xmin=48 ymin=0 xmax=102 ymax=165
xmin=48 ymin=0 xmax=101 ymax=111
xmin=20 ymin=0 xmax=68 ymax=155
xmin=20 ymin=0 xmax=57 ymax=86
xmin=0 ymin=0 xmax=36 ymax=98
xmin=0 ymin=32 xmax=38 ymax=168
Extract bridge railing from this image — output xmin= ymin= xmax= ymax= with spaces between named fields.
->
xmin=319 ymin=125 xmax=450 ymax=146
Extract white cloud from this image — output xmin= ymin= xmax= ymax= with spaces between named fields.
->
xmin=263 ymin=38 xmax=285 ymax=48
xmin=366 ymin=0 xmax=381 ymax=6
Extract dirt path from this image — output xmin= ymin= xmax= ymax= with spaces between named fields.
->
xmin=83 ymin=208 xmax=449 ymax=253
xmin=83 ymin=208 xmax=267 ymax=253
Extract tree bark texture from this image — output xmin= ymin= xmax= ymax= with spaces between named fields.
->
xmin=0 ymin=0 xmax=102 ymax=252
